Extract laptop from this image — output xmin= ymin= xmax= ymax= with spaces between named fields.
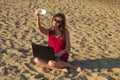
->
xmin=31 ymin=44 xmax=55 ymax=60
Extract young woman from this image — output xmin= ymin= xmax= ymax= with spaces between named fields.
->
xmin=34 ymin=9 xmax=81 ymax=73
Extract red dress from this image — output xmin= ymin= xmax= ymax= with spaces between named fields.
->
xmin=48 ymin=34 xmax=69 ymax=62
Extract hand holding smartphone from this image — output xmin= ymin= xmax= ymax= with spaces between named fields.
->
xmin=35 ymin=9 xmax=47 ymax=15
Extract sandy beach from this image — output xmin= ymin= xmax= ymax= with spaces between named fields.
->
xmin=0 ymin=0 xmax=120 ymax=80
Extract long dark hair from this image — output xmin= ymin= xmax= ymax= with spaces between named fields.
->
xmin=49 ymin=13 xmax=66 ymax=39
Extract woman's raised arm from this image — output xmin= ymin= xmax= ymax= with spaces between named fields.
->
xmin=35 ymin=9 xmax=49 ymax=35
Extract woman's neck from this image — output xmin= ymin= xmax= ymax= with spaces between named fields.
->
xmin=54 ymin=29 xmax=61 ymax=37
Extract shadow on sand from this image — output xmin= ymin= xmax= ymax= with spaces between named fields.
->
xmin=70 ymin=57 xmax=120 ymax=70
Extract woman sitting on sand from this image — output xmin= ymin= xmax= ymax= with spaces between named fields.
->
xmin=34 ymin=9 xmax=81 ymax=73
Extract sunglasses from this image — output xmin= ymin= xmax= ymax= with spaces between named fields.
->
xmin=53 ymin=18 xmax=62 ymax=23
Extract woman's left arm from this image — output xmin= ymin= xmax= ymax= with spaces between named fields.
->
xmin=64 ymin=29 xmax=70 ymax=53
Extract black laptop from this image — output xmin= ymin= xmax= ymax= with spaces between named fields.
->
xmin=32 ymin=44 xmax=55 ymax=60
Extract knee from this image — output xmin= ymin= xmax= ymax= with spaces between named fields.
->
xmin=48 ymin=60 xmax=56 ymax=67
xmin=34 ymin=58 xmax=39 ymax=64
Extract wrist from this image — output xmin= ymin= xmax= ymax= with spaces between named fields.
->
xmin=64 ymin=50 xmax=66 ymax=53
xmin=61 ymin=50 xmax=66 ymax=54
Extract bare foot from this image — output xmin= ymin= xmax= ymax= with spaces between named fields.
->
xmin=76 ymin=67 xmax=81 ymax=72
xmin=61 ymin=68 xmax=68 ymax=73
xmin=51 ymin=68 xmax=68 ymax=74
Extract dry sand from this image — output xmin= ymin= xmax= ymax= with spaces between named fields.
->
xmin=0 ymin=0 xmax=120 ymax=80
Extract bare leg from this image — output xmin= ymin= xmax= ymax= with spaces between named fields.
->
xmin=34 ymin=58 xmax=81 ymax=73
xmin=46 ymin=59 xmax=81 ymax=72
xmin=34 ymin=58 xmax=49 ymax=68
xmin=52 ymin=59 xmax=81 ymax=72
xmin=34 ymin=58 xmax=68 ymax=73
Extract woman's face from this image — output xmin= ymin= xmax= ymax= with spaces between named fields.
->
xmin=52 ymin=17 xmax=62 ymax=29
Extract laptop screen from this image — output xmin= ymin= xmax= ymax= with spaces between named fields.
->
xmin=32 ymin=44 xmax=55 ymax=60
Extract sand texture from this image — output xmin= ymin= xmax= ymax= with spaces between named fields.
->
xmin=0 ymin=0 xmax=120 ymax=80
